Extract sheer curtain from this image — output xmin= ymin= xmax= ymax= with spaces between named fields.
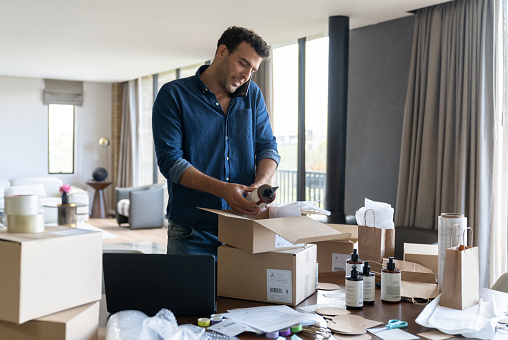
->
xmin=252 ymin=48 xmax=274 ymax=126
xmin=117 ymin=80 xmax=140 ymax=188
xmin=395 ymin=0 xmax=499 ymax=287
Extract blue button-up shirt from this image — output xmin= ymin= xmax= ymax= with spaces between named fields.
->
xmin=153 ymin=65 xmax=280 ymax=229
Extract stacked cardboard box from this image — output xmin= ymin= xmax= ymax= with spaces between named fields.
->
xmin=0 ymin=226 xmax=102 ymax=339
xmin=202 ymin=208 xmax=351 ymax=306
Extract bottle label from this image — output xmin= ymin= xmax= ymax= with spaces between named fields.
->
xmin=362 ymin=275 xmax=375 ymax=301
xmin=381 ymin=271 xmax=401 ymax=301
xmin=345 ymin=280 xmax=363 ymax=307
xmin=346 ymin=262 xmax=364 ymax=276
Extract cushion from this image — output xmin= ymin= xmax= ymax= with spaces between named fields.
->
xmin=6 ymin=184 xmax=47 ymax=197
xmin=117 ymin=199 xmax=130 ymax=217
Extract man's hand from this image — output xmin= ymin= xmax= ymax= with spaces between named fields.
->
xmin=218 ymin=183 xmax=260 ymax=215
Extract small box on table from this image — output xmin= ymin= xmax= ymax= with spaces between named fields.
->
xmin=0 ymin=301 xmax=99 ymax=340
xmin=315 ymin=224 xmax=357 ymax=273
xmin=217 ymin=244 xmax=317 ymax=306
xmin=0 ymin=226 xmax=102 ymax=324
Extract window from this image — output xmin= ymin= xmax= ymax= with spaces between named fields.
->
xmin=272 ymin=37 xmax=329 ymax=208
xmin=48 ymin=104 xmax=75 ymax=173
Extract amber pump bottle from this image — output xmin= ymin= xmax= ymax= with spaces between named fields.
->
xmin=381 ymin=257 xmax=401 ymax=303
xmin=345 ymin=265 xmax=363 ymax=309
xmin=346 ymin=249 xmax=363 ymax=275
xmin=360 ymin=261 xmax=376 ymax=304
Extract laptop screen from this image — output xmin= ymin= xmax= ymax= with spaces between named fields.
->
xmin=103 ymin=253 xmax=216 ymax=316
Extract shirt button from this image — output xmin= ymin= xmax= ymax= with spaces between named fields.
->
xmin=205 ymin=88 xmax=208 ymax=91
xmin=226 ymin=136 xmax=228 ymax=140
xmin=215 ymin=102 xmax=219 ymax=106
xmin=226 ymin=157 xmax=229 ymax=161
xmin=226 ymin=177 xmax=230 ymax=181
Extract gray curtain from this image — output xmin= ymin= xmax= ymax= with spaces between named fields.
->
xmin=395 ymin=0 xmax=496 ymax=288
xmin=117 ymin=80 xmax=138 ymax=188
xmin=252 ymin=48 xmax=274 ymax=125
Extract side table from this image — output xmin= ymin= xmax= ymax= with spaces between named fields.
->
xmin=86 ymin=181 xmax=112 ymax=218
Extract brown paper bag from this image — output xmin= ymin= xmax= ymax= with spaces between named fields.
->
xmin=439 ymin=245 xmax=479 ymax=310
xmin=358 ymin=210 xmax=395 ymax=263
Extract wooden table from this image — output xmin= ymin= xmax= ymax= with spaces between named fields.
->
xmin=86 ymin=181 xmax=111 ymax=218
xmin=178 ymin=271 xmax=462 ymax=339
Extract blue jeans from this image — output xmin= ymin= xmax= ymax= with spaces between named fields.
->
xmin=167 ymin=222 xmax=222 ymax=258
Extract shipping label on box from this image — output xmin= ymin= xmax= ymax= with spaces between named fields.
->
xmin=0 ymin=226 xmax=102 ymax=324
xmin=202 ymin=208 xmax=351 ymax=254
xmin=267 ymin=269 xmax=292 ymax=303
xmin=218 ymin=244 xmax=317 ymax=306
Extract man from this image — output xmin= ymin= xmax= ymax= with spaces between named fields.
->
xmin=152 ymin=26 xmax=280 ymax=257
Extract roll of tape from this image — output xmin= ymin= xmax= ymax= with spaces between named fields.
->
xmin=5 ymin=195 xmax=40 ymax=216
xmin=210 ymin=317 xmax=222 ymax=325
xmin=290 ymin=323 xmax=302 ymax=333
xmin=279 ymin=327 xmax=291 ymax=336
xmin=197 ymin=317 xmax=210 ymax=327
xmin=7 ymin=214 xmax=45 ymax=233
xmin=266 ymin=331 xmax=279 ymax=338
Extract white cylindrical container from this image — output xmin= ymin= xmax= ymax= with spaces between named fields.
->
xmin=5 ymin=195 xmax=40 ymax=215
xmin=245 ymin=184 xmax=278 ymax=208
xmin=7 ymin=213 xmax=45 ymax=233
xmin=381 ymin=257 xmax=401 ymax=303
xmin=438 ymin=213 xmax=467 ymax=289
xmin=345 ymin=265 xmax=363 ymax=309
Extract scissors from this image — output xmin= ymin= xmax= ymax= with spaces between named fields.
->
xmin=373 ymin=319 xmax=408 ymax=333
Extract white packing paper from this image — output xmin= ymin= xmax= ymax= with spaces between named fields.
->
xmin=367 ymin=328 xmax=419 ymax=340
xmin=223 ymin=305 xmax=322 ymax=333
xmin=355 ymin=198 xmax=394 ymax=229
xmin=415 ymin=288 xmax=508 ymax=339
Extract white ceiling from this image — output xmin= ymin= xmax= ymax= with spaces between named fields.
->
xmin=0 ymin=0 xmax=451 ymax=83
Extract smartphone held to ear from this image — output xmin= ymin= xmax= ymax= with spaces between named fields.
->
xmin=229 ymin=79 xmax=250 ymax=98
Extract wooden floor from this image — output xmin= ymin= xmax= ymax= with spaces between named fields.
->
xmin=87 ymin=217 xmax=168 ymax=246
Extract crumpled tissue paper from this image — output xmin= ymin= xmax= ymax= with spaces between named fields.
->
xmin=415 ymin=291 xmax=501 ymax=339
xmin=269 ymin=201 xmax=330 ymax=218
xmin=355 ymin=198 xmax=394 ymax=229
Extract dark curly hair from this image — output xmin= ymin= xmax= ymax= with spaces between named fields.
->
xmin=217 ymin=26 xmax=270 ymax=59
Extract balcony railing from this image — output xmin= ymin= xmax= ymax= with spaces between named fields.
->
xmin=272 ymin=170 xmax=327 ymax=208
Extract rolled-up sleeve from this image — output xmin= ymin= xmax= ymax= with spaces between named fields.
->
xmin=152 ymin=84 xmax=191 ymax=184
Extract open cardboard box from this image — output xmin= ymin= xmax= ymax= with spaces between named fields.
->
xmin=404 ymin=243 xmax=438 ymax=274
xmin=0 ymin=301 xmax=99 ymax=340
xmin=0 ymin=226 xmax=102 ymax=324
xmin=201 ymin=208 xmax=352 ymax=254
xmin=217 ymin=244 xmax=317 ymax=306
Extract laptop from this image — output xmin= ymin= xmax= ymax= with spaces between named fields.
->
xmin=103 ymin=253 xmax=216 ymax=316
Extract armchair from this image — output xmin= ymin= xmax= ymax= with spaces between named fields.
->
xmin=115 ymin=184 xmax=165 ymax=229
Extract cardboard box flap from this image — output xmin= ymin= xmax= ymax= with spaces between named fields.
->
xmin=325 ymin=224 xmax=358 ymax=242
xmin=0 ymin=227 xmax=99 ymax=244
xmin=254 ymin=216 xmax=351 ymax=244
xmin=199 ymin=208 xmax=250 ymax=220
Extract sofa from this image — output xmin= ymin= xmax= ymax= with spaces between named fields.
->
xmin=0 ymin=177 xmax=90 ymax=223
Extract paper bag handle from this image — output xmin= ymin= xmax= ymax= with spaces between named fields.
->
xmin=458 ymin=227 xmax=473 ymax=251
xmin=363 ymin=208 xmax=376 ymax=228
